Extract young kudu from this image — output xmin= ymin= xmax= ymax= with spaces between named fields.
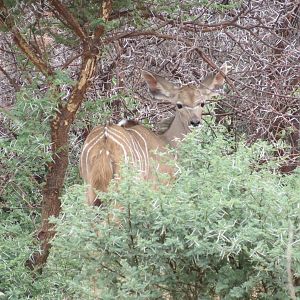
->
xmin=80 ymin=65 xmax=228 ymax=205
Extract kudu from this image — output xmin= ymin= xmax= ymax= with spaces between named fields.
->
xmin=80 ymin=64 xmax=228 ymax=205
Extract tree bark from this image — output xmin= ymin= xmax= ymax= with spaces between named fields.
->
xmin=32 ymin=50 xmax=98 ymax=268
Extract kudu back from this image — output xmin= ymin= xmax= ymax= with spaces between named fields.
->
xmin=80 ymin=65 xmax=228 ymax=205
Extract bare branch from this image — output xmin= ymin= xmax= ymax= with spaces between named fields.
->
xmin=48 ymin=0 xmax=87 ymax=41
xmin=0 ymin=2 xmax=53 ymax=77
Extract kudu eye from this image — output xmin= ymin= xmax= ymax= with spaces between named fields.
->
xmin=177 ymin=103 xmax=183 ymax=109
xmin=200 ymin=103 xmax=205 ymax=107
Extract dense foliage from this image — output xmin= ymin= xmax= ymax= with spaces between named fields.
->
xmin=3 ymin=122 xmax=299 ymax=299
xmin=0 ymin=1 xmax=299 ymax=299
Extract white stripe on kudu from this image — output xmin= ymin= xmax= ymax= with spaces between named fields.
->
xmin=80 ymin=65 xmax=229 ymax=205
xmin=126 ymin=127 xmax=149 ymax=174
xmin=106 ymin=129 xmax=130 ymax=162
xmin=107 ymin=126 xmax=135 ymax=162
xmin=81 ymin=131 xmax=104 ymax=179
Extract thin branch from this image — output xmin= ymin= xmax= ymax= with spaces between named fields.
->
xmin=0 ymin=64 xmax=20 ymax=91
xmin=48 ymin=0 xmax=87 ymax=41
xmin=105 ymin=30 xmax=218 ymax=70
xmin=0 ymin=1 xmax=53 ymax=77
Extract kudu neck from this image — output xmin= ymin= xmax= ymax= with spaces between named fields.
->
xmin=162 ymin=113 xmax=190 ymax=147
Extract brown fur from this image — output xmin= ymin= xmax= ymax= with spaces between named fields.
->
xmin=80 ymin=66 xmax=229 ymax=205
xmin=80 ymin=124 xmax=173 ymax=205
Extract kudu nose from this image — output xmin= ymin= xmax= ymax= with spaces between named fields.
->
xmin=190 ymin=119 xmax=201 ymax=127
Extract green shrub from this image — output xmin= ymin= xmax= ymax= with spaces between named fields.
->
xmin=0 ymin=209 xmax=38 ymax=299
xmin=38 ymin=123 xmax=300 ymax=299
xmin=0 ymin=82 xmax=52 ymax=299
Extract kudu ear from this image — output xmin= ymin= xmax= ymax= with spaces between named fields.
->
xmin=142 ymin=70 xmax=177 ymax=102
xmin=200 ymin=62 xmax=230 ymax=93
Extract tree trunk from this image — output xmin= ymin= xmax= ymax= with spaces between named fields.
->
xmin=30 ymin=52 xmax=98 ymax=269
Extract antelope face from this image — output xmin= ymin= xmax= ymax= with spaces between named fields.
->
xmin=174 ymin=85 xmax=208 ymax=129
xmin=142 ymin=64 xmax=228 ymax=131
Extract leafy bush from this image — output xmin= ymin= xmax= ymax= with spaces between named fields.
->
xmin=0 ymin=207 xmax=38 ymax=299
xmin=36 ymin=123 xmax=300 ymax=299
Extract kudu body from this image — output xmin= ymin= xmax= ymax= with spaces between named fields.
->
xmin=80 ymin=66 xmax=228 ymax=205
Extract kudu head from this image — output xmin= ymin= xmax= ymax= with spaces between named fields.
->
xmin=142 ymin=63 xmax=229 ymax=146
